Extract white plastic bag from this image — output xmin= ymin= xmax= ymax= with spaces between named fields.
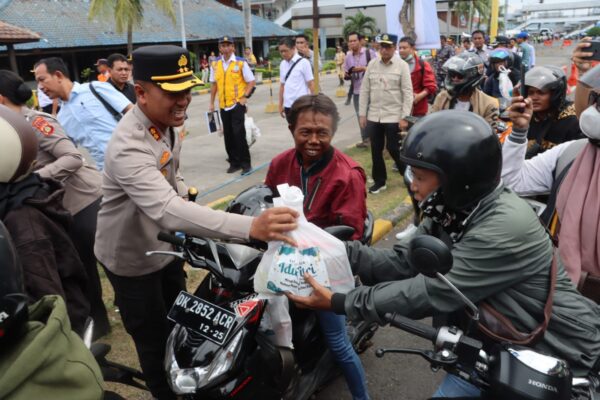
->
xmin=254 ymin=184 xmax=355 ymax=296
xmin=498 ymin=66 xmax=514 ymax=110
xmin=244 ymin=115 xmax=261 ymax=148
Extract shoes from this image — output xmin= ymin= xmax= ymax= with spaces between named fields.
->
xmin=227 ymin=165 xmax=242 ymax=173
xmin=368 ymin=183 xmax=387 ymax=194
xmin=367 ymin=177 xmax=374 ymax=184
xmin=395 ymin=223 xmax=418 ymax=240
xmin=241 ymin=166 xmax=252 ymax=175
xmin=344 ymin=98 xmax=351 ymax=106
xmin=356 ymin=139 xmax=369 ymax=148
xmin=392 ymin=163 xmax=399 ymax=172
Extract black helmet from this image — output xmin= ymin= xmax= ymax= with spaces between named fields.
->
xmin=443 ymin=52 xmax=486 ymax=97
xmin=489 ymin=48 xmax=514 ymax=69
xmin=400 ymin=110 xmax=502 ymax=210
xmin=524 ymin=65 xmax=567 ymax=111
xmin=0 ymin=221 xmax=28 ymax=344
xmin=225 ymin=184 xmax=274 ymax=217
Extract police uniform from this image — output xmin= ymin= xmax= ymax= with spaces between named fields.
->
xmin=94 ymin=45 xmax=254 ymax=400
xmin=23 ymin=108 xmax=110 ymax=338
xmin=210 ymin=36 xmax=256 ymax=174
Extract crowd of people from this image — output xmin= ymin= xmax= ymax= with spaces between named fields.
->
xmin=0 ymin=28 xmax=599 ymax=400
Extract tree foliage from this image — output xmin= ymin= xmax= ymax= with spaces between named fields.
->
xmin=343 ymin=11 xmax=378 ymax=39
xmin=89 ymin=0 xmax=175 ymax=55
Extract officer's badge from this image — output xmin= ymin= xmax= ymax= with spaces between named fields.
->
xmin=160 ymin=150 xmax=170 ymax=165
xmin=233 ymin=64 xmax=240 ymax=72
xmin=31 ymin=116 xmax=54 ymax=136
xmin=160 ymin=168 xmax=168 ymax=177
xmin=178 ymin=54 xmax=189 ymax=73
xmin=149 ymin=126 xmax=161 ymax=141
xmin=382 ymin=34 xmax=389 ymax=41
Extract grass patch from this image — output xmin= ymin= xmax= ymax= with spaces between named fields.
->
xmin=344 ymin=145 xmax=409 ymax=219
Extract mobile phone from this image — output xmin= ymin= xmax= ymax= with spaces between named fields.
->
xmin=582 ymin=39 xmax=600 ymax=61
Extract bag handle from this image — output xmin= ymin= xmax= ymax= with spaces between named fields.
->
xmin=89 ymin=82 xmax=122 ymax=122
xmin=475 ymin=255 xmax=557 ymax=346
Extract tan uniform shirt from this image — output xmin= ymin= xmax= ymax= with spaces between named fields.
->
xmin=358 ymin=54 xmax=414 ymax=123
xmin=429 ymin=89 xmax=500 ymax=129
xmin=23 ymin=108 xmax=102 ymax=215
xmin=95 ymin=105 xmax=253 ymax=277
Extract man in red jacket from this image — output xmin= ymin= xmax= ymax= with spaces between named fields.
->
xmin=399 ymin=36 xmax=437 ymax=117
xmin=265 ymin=93 xmax=367 ymax=240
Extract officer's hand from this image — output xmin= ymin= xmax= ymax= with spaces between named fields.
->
xmin=238 ymin=97 xmax=247 ymax=106
xmin=508 ymin=96 xmax=533 ymax=130
xmin=572 ymin=37 xmax=594 ymax=75
xmin=285 ymin=273 xmax=334 ymax=311
xmin=359 ymin=116 xmax=367 ymax=130
xmin=250 ymin=207 xmax=299 ymax=246
xmin=279 ymin=105 xmax=286 ymax=119
xmin=209 ymin=103 xmax=215 ymax=112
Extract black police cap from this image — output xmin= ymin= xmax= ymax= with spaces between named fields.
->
xmin=132 ymin=45 xmax=203 ymax=91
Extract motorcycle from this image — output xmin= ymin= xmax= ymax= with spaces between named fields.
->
xmin=376 ymin=235 xmax=600 ymax=400
xmin=143 ymin=186 xmax=377 ymax=399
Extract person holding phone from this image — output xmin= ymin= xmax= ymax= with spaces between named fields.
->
xmin=520 ymin=66 xmax=583 ymax=159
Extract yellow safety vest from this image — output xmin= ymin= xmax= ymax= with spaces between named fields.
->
xmin=212 ymin=58 xmax=248 ymax=109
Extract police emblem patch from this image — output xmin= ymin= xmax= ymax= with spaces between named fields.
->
xmin=31 ymin=116 xmax=54 ymax=136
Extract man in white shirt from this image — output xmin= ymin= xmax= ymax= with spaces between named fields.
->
xmin=278 ymin=37 xmax=315 ymax=120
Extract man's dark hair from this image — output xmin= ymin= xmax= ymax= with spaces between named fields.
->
xmin=279 ymin=37 xmax=295 ymax=49
xmin=295 ymin=34 xmax=309 ymax=42
xmin=288 ymin=94 xmax=341 ymax=134
xmin=400 ymin=36 xmax=415 ymax=47
xmin=107 ymin=53 xmax=128 ymax=68
xmin=347 ymin=31 xmax=362 ymax=40
xmin=471 ymin=30 xmax=485 ymax=38
xmin=34 ymin=57 xmax=70 ymax=79
xmin=440 ymin=35 xmax=447 ymax=41
xmin=245 ymin=46 xmax=251 ymax=50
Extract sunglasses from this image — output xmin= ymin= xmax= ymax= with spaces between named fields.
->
xmin=589 ymin=91 xmax=600 ymax=112
xmin=448 ymin=71 xmax=465 ymax=80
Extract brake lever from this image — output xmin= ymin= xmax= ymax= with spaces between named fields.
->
xmin=376 ymin=347 xmax=458 ymax=367
xmin=145 ymin=250 xmax=185 ymax=259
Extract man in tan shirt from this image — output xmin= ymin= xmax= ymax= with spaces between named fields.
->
xmin=359 ymin=33 xmax=413 ymax=193
xmin=94 ymin=45 xmax=297 ymax=400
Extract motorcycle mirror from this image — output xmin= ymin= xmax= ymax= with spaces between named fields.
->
xmin=324 ymin=225 xmax=356 ymax=241
xmin=407 ymin=235 xmax=453 ymax=278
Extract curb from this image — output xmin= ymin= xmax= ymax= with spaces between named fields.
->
xmin=205 ymin=194 xmax=235 ymax=209
xmin=371 ymin=196 xmax=414 ymax=244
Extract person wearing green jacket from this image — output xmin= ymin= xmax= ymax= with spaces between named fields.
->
xmin=287 ymin=110 xmax=600 ymax=397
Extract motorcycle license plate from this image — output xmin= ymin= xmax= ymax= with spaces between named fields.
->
xmin=168 ymin=291 xmax=236 ymax=345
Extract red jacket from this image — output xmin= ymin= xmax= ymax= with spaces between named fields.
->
xmin=265 ymin=148 xmax=367 ymax=240
xmin=410 ymin=57 xmax=437 ymax=116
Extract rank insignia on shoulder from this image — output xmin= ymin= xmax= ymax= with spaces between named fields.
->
xmin=149 ymin=126 xmax=161 ymax=141
xmin=160 ymin=151 xmax=171 ymax=165
xmin=32 ymin=116 xmax=54 ymax=136
xmin=160 ymin=168 xmax=168 ymax=177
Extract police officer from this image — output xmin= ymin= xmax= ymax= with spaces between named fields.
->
xmin=94 ymin=45 xmax=297 ymax=400
xmin=0 ymin=69 xmax=110 ymax=339
xmin=209 ymin=36 xmax=256 ymax=175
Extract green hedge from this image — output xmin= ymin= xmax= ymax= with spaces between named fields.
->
xmin=324 ymin=47 xmax=337 ymax=60
xmin=322 ymin=61 xmax=336 ymax=71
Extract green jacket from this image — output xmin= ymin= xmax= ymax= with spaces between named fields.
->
xmin=333 ymin=186 xmax=600 ymax=375
xmin=0 ymin=295 xmax=104 ymax=400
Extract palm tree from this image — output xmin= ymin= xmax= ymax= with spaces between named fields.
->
xmin=343 ymin=11 xmax=378 ymax=39
xmin=450 ymin=0 xmax=491 ymax=33
xmin=399 ymin=0 xmax=415 ymax=40
xmin=89 ymin=0 xmax=175 ymax=56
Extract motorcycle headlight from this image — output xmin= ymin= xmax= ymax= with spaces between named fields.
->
xmin=165 ymin=328 xmax=244 ymax=395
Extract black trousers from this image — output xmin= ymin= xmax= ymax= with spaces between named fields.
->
xmin=68 ymin=197 xmax=109 ymax=337
xmin=103 ymin=259 xmax=186 ymax=400
xmin=352 ymin=94 xmax=368 ymax=141
xmin=367 ymin=121 xmax=404 ymax=185
xmin=221 ymin=104 xmax=251 ymax=169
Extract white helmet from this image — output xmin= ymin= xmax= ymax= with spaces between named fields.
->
xmin=0 ymin=105 xmax=38 ymax=183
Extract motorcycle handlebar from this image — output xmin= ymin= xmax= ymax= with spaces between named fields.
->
xmin=385 ymin=313 xmax=438 ymax=343
xmin=157 ymin=232 xmax=185 ymax=247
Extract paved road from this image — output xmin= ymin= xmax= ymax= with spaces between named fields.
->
xmin=179 ymin=73 xmax=364 ymax=205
